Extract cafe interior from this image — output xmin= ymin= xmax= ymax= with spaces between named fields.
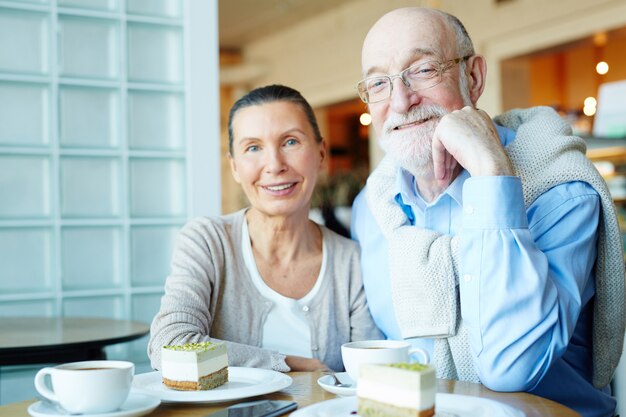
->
xmin=1 ymin=0 xmax=626 ymax=415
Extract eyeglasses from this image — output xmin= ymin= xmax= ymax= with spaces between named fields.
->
xmin=356 ymin=55 xmax=472 ymax=104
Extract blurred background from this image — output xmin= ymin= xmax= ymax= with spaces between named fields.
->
xmin=218 ymin=0 xmax=626 ymax=216
xmin=1 ymin=0 xmax=625 ymax=407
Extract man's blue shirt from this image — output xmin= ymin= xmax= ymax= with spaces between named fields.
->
xmin=351 ymin=125 xmax=614 ymax=417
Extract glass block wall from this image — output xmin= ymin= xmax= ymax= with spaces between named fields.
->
xmin=0 ymin=0 xmax=220 ymax=403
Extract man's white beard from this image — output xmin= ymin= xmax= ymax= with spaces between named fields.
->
xmin=378 ymin=73 xmax=473 ymax=178
xmin=379 ymin=104 xmax=448 ymax=177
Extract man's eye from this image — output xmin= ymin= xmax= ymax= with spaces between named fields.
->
xmin=368 ymin=78 xmax=388 ymax=92
xmin=285 ymin=138 xmax=298 ymax=146
xmin=409 ymin=64 xmax=437 ymax=78
xmin=246 ymin=145 xmax=259 ymax=152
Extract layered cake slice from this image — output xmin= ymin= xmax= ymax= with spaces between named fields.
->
xmin=161 ymin=341 xmax=228 ymax=390
xmin=357 ymin=363 xmax=436 ymax=417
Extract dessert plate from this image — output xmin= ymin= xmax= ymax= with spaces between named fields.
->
xmin=317 ymin=372 xmax=356 ymax=396
xmin=27 ymin=392 xmax=160 ymax=417
xmin=132 ymin=367 xmax=292 ymax=403
xmin=291 ymin=394 xmax=526 ymax=417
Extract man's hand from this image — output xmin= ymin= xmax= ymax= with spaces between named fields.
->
xmin=432 ymin=106 xmax=513 ymax=181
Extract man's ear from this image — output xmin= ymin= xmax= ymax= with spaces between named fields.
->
xmin=227 ymin=153 xmax=241 ymax=184
xmin=466 ymin=55 xmax=487 ymax=105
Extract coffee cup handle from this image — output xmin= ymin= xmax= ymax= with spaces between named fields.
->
xmin=408 ymin=347 xmax=430 ymax=365
xmin=34 ymin=368 xmax=58 ymax=403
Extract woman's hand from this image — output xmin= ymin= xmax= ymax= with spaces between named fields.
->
xmin=285 ymin=355 xmax=329 ymax=371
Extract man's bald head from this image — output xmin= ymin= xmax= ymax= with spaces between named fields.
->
xmin=362 ymin=7 xmax=474 ymax=77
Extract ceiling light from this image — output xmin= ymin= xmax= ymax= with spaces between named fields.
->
xmin=359 ymin=113 xmax=372 ymax=126
xmin=584 ymin=97 xmax=597 ymax=107
xmin=583 ymin=106 xmax=596 ymax=117
xmin=593 ymin=32 xmax=608 ymax=47
xmin=596 ymin=61 xmax=609 ymax=75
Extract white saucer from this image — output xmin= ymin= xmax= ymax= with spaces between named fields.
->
xmin=317 ymin=372 xmax=356 ymax=397
xmin=27 ymin=392 xmax=160 ymax=417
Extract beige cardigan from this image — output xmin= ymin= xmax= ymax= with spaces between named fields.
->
xmin=148 ymin=209 xmax=382 ymax=372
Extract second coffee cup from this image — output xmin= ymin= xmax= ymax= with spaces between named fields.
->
xmin=341 ymin=340 xmax=430 ymax=382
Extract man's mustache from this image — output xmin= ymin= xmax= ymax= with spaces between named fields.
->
xmin=382 ymin=105 xmax=448 ymax=135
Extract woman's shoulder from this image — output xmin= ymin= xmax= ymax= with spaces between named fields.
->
xmin=320 ymin=224 xmax=359 ymax=254
xmin=179 ymin=209 xmax=246 ymax=242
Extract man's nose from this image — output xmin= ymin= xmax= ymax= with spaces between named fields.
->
xmin=389 ymin=77 xmax=418 ymax=114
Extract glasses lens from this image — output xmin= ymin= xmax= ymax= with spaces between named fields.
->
xmin=403 ymin=61 xmax=441 ymax=91
xmin=359 ymin=77 xmax=390 ymax=103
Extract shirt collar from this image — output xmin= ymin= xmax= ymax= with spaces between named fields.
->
xmin=396 ymin=167 xmax=469 ymax=209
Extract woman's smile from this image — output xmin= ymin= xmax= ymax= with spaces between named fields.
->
xmin=261 ymin=181 xmax=298 ymax=195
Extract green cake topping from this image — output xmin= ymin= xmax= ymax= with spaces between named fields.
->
xmin=163 ymin=341 xmax=222 ymax=352
xmin=387 ymin=362 xmax=429 ymax=371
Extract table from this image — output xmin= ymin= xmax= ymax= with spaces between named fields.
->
xmin=0 ymin=371 xmax=581 ymax=417
xmin=0 ymin=317 xmax=150 ymax=365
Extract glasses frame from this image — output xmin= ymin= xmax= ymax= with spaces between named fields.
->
xmin=357 ymin=55 xmax=473 ymax=104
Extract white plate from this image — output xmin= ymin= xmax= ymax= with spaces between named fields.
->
xmin=132 ymin=367 xmax=292 ymax=403
xmin=291 ymin=393 xmax=526 ymax=417
xmin=317 ymin=372 xmax=356 ymax=397
xmin=27 ymin=392 xmax=160 ymax=417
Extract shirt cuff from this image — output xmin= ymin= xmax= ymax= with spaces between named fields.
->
xmin=462 ymin=176 xmax=528 ymax=229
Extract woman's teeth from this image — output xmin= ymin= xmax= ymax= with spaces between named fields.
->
xmin=266 ymin=183 xmax=295 ymax=191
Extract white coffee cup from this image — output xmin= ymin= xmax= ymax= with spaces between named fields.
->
xmin=34 ymin=360 xmax=134 ymax=414
xmin=341 ymin=340 xmax=430 ymax=382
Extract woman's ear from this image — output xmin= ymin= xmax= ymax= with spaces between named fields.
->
xmin=319 ymin=139 xmax=327 ymax=165
xmin=466 ymin=54 xmax=487 ymax=105
xmin=227 ymin=152 xmax=241 ymax=184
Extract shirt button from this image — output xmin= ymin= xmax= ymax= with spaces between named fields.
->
xmin=464 ymin=205 xmax=475 ymax=214
xmin=463 ymin=274 xmax=473 ymax=283
xmin=302 ymin=306 xmax=309 ymax=312
xmin=312 ymin=346 xmax=319 ymax=351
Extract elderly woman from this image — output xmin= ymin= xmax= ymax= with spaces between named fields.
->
xmin=148 ymin=84 xmax=382 ymax=372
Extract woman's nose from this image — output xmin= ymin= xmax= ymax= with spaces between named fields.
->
xmin=264 ymin=148 xmax=287 ymax=173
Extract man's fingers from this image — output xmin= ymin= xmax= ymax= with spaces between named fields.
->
xmin=432 ymin=134 xmax=448 ymax=180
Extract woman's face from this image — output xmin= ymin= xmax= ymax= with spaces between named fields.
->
xmin=229 ymin=101 xmax=325 ymax=219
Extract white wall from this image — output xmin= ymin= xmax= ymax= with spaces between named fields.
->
xmin=189 ymin=0 xmax=222 ymax=216
xmin=241 ymin=0 xmax=626 ymax=115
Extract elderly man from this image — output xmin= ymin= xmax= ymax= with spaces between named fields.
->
xmin=351 ymin=7 xmax=625 ymax=417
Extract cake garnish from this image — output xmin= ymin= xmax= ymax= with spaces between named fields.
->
xmin=387 ymin=362 xmax=429 ymax=371
xmin=163 ymin=341 xmax=221 ymax=352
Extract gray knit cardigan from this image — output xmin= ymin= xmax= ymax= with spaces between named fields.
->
xmin=148 ymin=209 xmax=383 ymax=372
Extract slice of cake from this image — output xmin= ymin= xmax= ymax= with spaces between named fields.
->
xmin=161 ymin=341 xmax=228 ymax=390
xmin=357 ymin=362 xmax=436 ymax=417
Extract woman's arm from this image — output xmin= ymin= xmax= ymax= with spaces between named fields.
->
xmin=285 ymin=356 xmax=328 ymax=371
xmin=147 ymin=219 xmax=290 ymax=372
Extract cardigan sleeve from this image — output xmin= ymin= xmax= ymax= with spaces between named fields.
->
xmin=147 ymin=218 xmax=290 ymax=372
xmin=347 ymin=244 xmax=385 ymax=342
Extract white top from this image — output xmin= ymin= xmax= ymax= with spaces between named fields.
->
xmin=241 ymin=219 xmax=326 ymax=358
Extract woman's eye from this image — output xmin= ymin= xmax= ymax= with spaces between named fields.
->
xmin=246 ymin=145 xmax=259 ymax=153
xmin=285 ymin=138 xmax=298 ymax=146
